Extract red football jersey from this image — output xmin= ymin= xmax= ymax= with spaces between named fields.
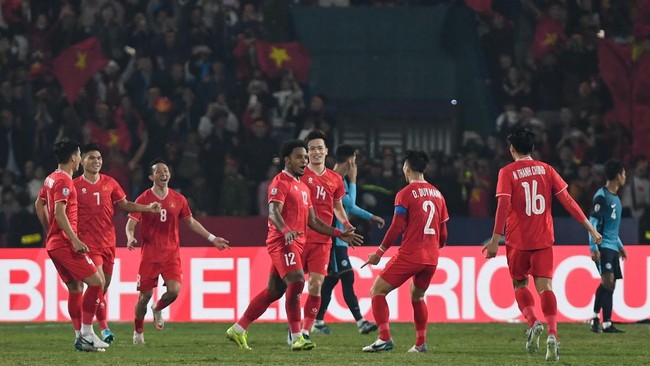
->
xmin=393 ymin=181 xmax=449 ymax=265
xmin=38 ymin=170 xmax=78 ymax=251
xmin=496 ymin=157 xmax=568 ymax=250
xmin=266 ymin=171 xmax=313 ymax=249
xmin=74 ymin=174 xmax=127 ymax=248
xmin=128 ymin=188 xmax=192 ymax=263
xmin=303 ymin=166 xmax=345 ymax=244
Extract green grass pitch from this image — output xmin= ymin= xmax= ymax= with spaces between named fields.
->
xmin=1 ymin=322 xmax=648 ymax=365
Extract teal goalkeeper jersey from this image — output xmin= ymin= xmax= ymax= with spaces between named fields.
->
xmin=334 ymin=179 xmax=373 ymax=247
xmin=589 ymin=187 xmax=624 ymax=252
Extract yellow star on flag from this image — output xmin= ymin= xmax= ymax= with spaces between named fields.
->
xmin=75 ymin=51 xmax=87 ymax=70
xmin=108 ymin=130 xmax=119 ymax=146
xmin=269 ymin=46 xmax=291 ymax=67
xmin=542 ymin=32 xmax=558 ymax=46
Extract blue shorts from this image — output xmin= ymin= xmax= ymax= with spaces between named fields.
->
xmin=327 ymin=246 xmax=353 ymax=276
xmin=597 ymin=247 xmax=622 ymax=280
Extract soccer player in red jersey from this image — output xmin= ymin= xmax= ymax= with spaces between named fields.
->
xmin=74 ymin=143 xmax=161 ymax=343
xmin=482 ymin=127 xmax=602 ymax=361
xmin=127 ymin=159 xmax=230 ymax=344
xmin=295 ymin=130 xmax=352 ymax=341
xmin=226 ymin=139 xmax=363 ymax=351
xmin=361 ymin=150 xmax=449 ymax=353
xmin=34 ymin=139 xmax=108 ymax=352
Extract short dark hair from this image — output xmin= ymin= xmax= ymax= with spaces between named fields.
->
xmin=304 ymin=130 xmax=327 ymax=145
xmin=148 ymin=158 xmax=169 ymax=175
xmin=53 ymin=138 xmax=81 ymax=164
xmin=604 ymin=159 xmax=624 ymax=181
xmin=335 ymin=144 xmax=356 ymax=163
xmin=81 ymin=143 xmax=101 ymax=155
xmin=507 ymin=127 xmax=535 ymax=155
xmin=280 ymin=139 xmax=308 ymax=160
xmin=404 ymin=150 xmax=428 ymax=173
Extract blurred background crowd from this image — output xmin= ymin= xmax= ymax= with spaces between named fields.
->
xmin=1 ymin=0 xmax=649 ymax=247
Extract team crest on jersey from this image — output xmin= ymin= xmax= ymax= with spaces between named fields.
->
xmin=62 ymin=188 xmax=70 ymax=196
xmin=594 ymin=204 xmax=601 ymax=212
xmin=271 ymin=188 xmax=278 ymax=195
xmin=82 ymin=188 xmax=87 ymax=194
xmin=170 ymin=201 xmax=177 ymax=208
xmin=102 ymin=185 xmax=108 ymax=191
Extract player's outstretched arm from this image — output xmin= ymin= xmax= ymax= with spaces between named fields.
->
xmin=361 ymin=209 xmax=406 ymax=268
xmin=118 ymin=199 xmax=162 ymax=213
xmin=308 ymin=207 xmax=363 ymax=246
xmin=269 ymin=201 xmax=302 ymax=245
xmin=183 ymin=216 xmax=230 ymax=250
xmin=556 ymin=189 xmax=603 ymax=245
xmin=34 ymin=198 xmax=49 ymax=234
xmin=54 ymin=201 xmax=88 ymax=253
xmin=125 ymin=217 xmax=139 ymax=250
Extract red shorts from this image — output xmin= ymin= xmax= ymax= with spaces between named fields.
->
xmin=48 ymin=246 xmax=98 ymax=283
xmin=88 ymin=246 xmax=116 ymax=276
xmin=268 ymin=244 xmax=304 ymax=279
xmin=380 ymin=256 xmax=437 ymax=290
xmin=302 ymin=243 xmax=330 ymax=275
xmin=137 ymin=256 xmax=182 ymax=291
xmin=506 ymin=245 xmax=554 ymax=280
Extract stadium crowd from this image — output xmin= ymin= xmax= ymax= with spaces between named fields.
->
xmin=0 ymin=0 xmax=649 ymax=247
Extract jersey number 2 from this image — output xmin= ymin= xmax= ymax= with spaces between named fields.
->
xmin=522 ymin=180 xmax=545 ymax=216
xmin=423 ymin=200 xmax=436 ymax=235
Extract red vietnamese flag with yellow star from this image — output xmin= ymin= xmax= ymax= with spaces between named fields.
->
xmin=53 ymin=38 xmax=109 ymax=103
xmin=531 ymin=16 xmax=566 ymax=59
xmin=256 ymin=41 xmax=311 ymax=83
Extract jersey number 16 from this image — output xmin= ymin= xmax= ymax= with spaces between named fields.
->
xmin=522 ymin=180 xmax=545 ymax=216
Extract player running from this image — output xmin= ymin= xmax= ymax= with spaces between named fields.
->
xmin=226 ymin=139 xmax=363 ymax=351
xmin=361 ymin=150 xmax=448 ymax=353
xmin=127 ymin=159 xmax=230 ymax=344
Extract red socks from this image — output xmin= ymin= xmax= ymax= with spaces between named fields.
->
xmin=372 ymin=294 xmax=391 ymax=341
xmin=285 ymin=281 xmax=304 ymax=334
xmin=95 ymin=291 xmax=108 ymax=330
xmin=238 ymin=289 xmax=278 ymax=329
xmin=81 ymin=285 xmax=102 ymax=325
xmin=412 ymin=300 xmax=428 ymax=346
xmin=515 ymin=287 xmax=537 ymax=327
xmin=134 ymin=318 xmax=144 ymax=333
xmin=155 ymin=298 xmax=171 ymax=311
xmin=541 ymin=290 xmax=558 ymax=337
xmin=68 ymin=291 xmax=82 ymax=331
xmin=303 ymin=294 xmax=321 ymax=333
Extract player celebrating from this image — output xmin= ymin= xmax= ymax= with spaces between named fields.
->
xmin=313 ymin=144 xmax=384 ymax=335
xmin=295 ymin=130 xmax=354 ymax=341
xmin=226 ymin=139 xmax=363 ymax=351
xmin=127 ymin=159 xmax=230 ymax=344
xmin=482 ymin=127 xmax=602 ymax=361
xmin=75 ymin=143 xmax=161 ymax=343
xmin=35 ymin=139 xmax=109 ymax=352
xmin=361 ymin=150 xmax=448 ymax=353
xmin=588 ymin=159 xmax=627 ymax=333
